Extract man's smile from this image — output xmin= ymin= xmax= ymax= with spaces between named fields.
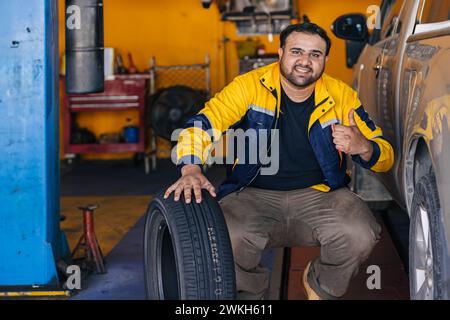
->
xmin=293 ymin=66 xmax=312 ymax=75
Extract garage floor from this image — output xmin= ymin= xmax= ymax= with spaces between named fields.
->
xmin=61 ymin=159 xmax=410 ymax=300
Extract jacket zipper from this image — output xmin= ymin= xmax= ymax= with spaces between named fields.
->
xmin=307 ymin=96 xmax=330 ymax=139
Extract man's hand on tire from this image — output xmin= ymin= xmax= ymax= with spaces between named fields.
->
xmin=164 ymin=164 xmax=216 ymax=203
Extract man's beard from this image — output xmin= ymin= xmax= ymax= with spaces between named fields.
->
xmin=280 ymin=60 xmax=325 ymax=88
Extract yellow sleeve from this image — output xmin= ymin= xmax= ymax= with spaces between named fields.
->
xmin=176 ymin=76 xmax=251 ymax=165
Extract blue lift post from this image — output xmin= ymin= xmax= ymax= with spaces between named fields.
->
xmin=0 ymin=0 xmax=70 ymax=287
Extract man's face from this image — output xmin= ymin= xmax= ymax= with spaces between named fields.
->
xmin=278 ymin=32 xmax=329 ymax=88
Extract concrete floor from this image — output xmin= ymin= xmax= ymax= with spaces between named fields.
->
xmin=61 ymin=195 xmax=151 ymax=256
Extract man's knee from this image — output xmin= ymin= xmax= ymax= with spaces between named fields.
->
xmin=340 ymin=217 xmax=381 ymax=259
xmin=231 ymin=232 xmax=268 ymax=271
xmin=221 ymin=197 xmax=271 ymax=270
xmin=330 ymin=189 xmax=382 ymax=253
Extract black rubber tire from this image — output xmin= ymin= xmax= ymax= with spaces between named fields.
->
xmin=143 ymin=190 xmax=236 ymax=300
xmin=409 ymin=173 xmax=450 ymax=299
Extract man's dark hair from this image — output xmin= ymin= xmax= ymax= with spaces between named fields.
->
xmin=280 ymin=22 xmax=332 ymax=56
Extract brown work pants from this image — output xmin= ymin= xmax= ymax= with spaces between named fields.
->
xmin=219 ymin=186 xmax=382 ymax=299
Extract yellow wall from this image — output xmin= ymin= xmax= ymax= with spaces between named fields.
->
xmin=58 ymin=0 xmax=378 ymax=159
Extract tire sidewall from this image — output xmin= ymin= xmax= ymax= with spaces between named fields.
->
xmin=143 ymin=191 xmax=236 ymax=300
xmin=409 ymin=174 xmax=449 ymax=299
xmin=144 ymin=198 xmax=185 ymax=299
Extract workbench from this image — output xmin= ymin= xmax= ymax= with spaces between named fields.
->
xmin=62 ymin=74 xmax=148 ymax=155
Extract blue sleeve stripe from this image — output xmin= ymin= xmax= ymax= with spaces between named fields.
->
xmin=184 ymin=113 xmax=215 ymax=142
xmin=351 ymin=140 xmax=381 ymax=169
xmin=178 ymin=155 xmax=203 ymax=165
xmin=366 ymin=140 xmax=381 ymax=168
xmin=355 ymin=105 xmax=376 ymax=131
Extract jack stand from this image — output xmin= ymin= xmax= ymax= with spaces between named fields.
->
xmin=71 ymin=205 xmax=106 ymax=274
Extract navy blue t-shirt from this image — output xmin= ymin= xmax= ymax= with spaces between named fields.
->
xmin=250 ymin=88 xmax=324 ymax=190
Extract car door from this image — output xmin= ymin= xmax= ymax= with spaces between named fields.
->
xmin=377 ymin=0 xmax=419 ymax=158
xmin=353 ymin=0 xmax=396 ymax=122
xmin=368 ymin=0 xmax=422 ymax=200
xmin=347 ymin=0 xmax=398 ymax=195
xmin=354 ymin=0 xmax=411 ymax=200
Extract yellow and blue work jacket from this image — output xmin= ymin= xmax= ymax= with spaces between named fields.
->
xmin=176 ymin=62 xmax=394 ymax=200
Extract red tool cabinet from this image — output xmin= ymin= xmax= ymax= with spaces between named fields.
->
xmin=63 ymin=75 xmax=148 ymax=155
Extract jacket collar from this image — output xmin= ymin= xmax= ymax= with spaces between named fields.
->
xmin=259 ymin=62 xmax=280 ymax=95
xmin=314 ymin=75 xmax=335 ymax=110
xmin=259 ymin=62 xmax=336 ymax=111
xmin=259 ymin=62 xmax=281 ymax=116
xmin=308 ymin=75 xmax=336 ymax=134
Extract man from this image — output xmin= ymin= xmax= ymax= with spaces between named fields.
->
xmin=165 ymin=23 xmax=394 ymax=300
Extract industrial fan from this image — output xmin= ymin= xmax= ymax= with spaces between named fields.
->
xmin=148 ymin=86 xmax=206 ymax=141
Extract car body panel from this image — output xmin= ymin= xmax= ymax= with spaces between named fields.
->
xmin=350 ymin=0 xmax=450 ymax=252
xmin=402 ymin=31 xmax=450 ymax=243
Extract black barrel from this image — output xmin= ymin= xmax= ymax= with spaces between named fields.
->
xmin=65 ymin=0 xmax=104 ymax=94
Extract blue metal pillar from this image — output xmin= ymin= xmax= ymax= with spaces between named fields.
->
xmin=0 ymin=0 xmax=69 ymax=286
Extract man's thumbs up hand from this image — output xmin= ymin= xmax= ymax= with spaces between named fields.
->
xmin=332 ymin=109 xmax=374 ymax=161
xmin=348 ymin=108 xmax=357 ymax=127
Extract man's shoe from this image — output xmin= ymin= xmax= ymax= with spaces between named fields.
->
xmin=302 ymin=261 xmax=321 ymax=300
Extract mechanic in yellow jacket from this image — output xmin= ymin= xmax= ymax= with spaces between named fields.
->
xmin=165 ymin=22 xmax=394 ymax=300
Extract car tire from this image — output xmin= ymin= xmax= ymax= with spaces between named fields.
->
xmin=409 ymin=173 xmax=450 ymax=299
xmin=143 ymin=190 xmax=236 ymax=300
